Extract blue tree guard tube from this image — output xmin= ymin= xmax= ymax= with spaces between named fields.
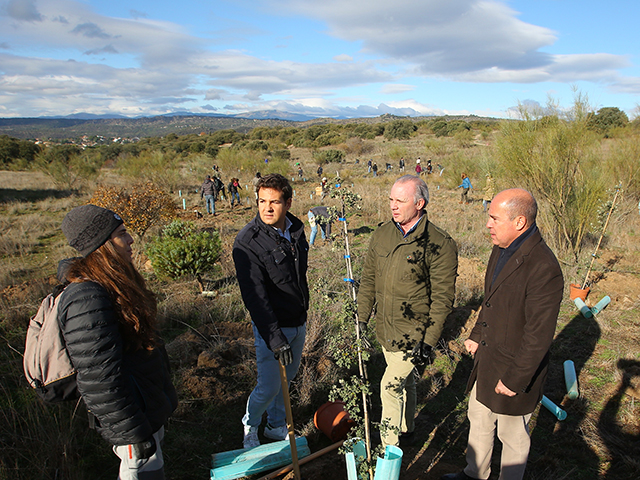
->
xmin=541 ymin=395 xmax=567 ymax=421
xmin=182 ymin=198 xmax=186 ymax=210
xmin=345 ymin=439 xmax=366 ymax=480
xmin=563 ymin=360 xmax=579 ymax=400
xmin=591 ymin=296 xmax=611 ymax=315
xmin=211 ymin=438 xmax=310 ymax=480
xmin=373 ymin=445 xmax=403 ymax=480
xmin=573 ymin=297 xmax=592 ymax=318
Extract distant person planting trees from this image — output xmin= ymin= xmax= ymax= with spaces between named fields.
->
xmin=232 ymin=174 xmax=309 ymax=449
xmin=201 ymin=175 xmax=216 ymax=215
xmin=228 ymin=178 xmax=241 ymax=207
xmin=458 ymin=173 xmax=473 ymax=204
xmin=58 ymin=205 xmax=177 ymax=479
xmin=357 ymin=175 xmax=458 ymax=448
xmin=307 ymin=206 xmax=333 ymax=245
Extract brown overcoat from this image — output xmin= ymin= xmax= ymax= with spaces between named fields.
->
xmin=466 ymin=228 xmax=563 ymax=416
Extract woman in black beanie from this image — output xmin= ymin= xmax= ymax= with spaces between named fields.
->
xmin=58 ymin=204 xmax=177 ymax=480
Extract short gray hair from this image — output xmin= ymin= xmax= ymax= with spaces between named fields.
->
xmin=394 ymin=175 xmax=430 ymax=206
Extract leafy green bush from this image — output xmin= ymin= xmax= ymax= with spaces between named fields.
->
xmin=586 ymin=107 xmax=629 ymax=136
xmin=116 ymin=149 xmax=182 ymax=192
xmin=271 ymin=149 xmax=291 ymax=161
xmin=313 ymin=149 xmax=345 ymax=164
xmin=35 ymin=145 xmax=101 ymax=189
xmin=146 ymin=220 xmax=222 ymax=290
xmin=383 ymin=119 xmax=417 ymax=140
xmin=0 ymin=135 xmax=41 ymax=168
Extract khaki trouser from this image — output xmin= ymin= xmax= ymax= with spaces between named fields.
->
xmin=465 ymin=384 xmax=532 ymax=480
xmin=380 ymin=347 xmax=418 ymax=447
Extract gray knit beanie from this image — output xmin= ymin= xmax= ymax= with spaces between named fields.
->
xmin=61 ymin=204 xmax=124 ymax=257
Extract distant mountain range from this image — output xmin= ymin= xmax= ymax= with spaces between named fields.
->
xmin=0 ymin=110 xmax=496 ymax=141
xmin=0 ymin=110 xmax=340 ymax=140
xmin=38 ymin=109 xmax=319 ymax=122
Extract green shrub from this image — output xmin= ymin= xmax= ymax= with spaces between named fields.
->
xmin=313 ymin=149 xmax=345 ymax=164
xmin=496 ymin=94 xmax=606 ymax=259
xmin=116 ymin=149 xmax=182 ymax=192
xmin=586 ymin=107 xmax=629 ymax=136
xmin=383 ymin=119 xmax=417 ymax=140
xmin=146 ymin=220 xmax=222 ymax=290
xmin=271 ymin=149 xmax=291 ymax=161
xmin=35 ymin=145 xmax=101 ymax=189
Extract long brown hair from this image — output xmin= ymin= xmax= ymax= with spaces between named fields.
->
xmin=66 ymin=241 xmax=157 ymax=351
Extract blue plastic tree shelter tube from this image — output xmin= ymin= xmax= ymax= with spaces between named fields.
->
xmin=345 ymin=439 xmax=367 ymax=480
xmin=373 ymin=445 xmax=403 ymax=480
xmin=540 ymin=395 xmax=567 ymax=421
xmin=212 ymin=437 xmax=309 ymax=468
xmin=573 ymin=297 xmax=592 ymax=318
xmin=211 ymin=438 xmax=310 ymax=480
xmin=591 ymin=295 xmax=611 ymax=315
xmin=563 ymin=360 xmax=579 ymax=400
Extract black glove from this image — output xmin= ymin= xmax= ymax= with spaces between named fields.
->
xmin=410 ymin=341 xmax=433 ymax=366
xmin=357 ymin=322 xmax=372 ymax=349
xmin=131 ymin=436 xmax=157 ymax=460
xmin=274 ymin=343 xmax=293 ymax=366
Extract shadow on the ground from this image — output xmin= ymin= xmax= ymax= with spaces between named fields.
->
xmin=527 ymin=312 xmax=601 ymax=479
xmin=0 ymin=187 xmax=75 ymax=203
xmin=598 ymin=358 xmax=640 ymax=480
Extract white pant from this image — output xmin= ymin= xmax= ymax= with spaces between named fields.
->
xmin=465 ymin=385 xmax=532 ymax=480
xmin=113 ymin=427 xmax=165 ymax=480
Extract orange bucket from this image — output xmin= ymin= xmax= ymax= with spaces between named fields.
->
xmin=314 ymin=401 xmax=355 ymax=442
xmin=569 ymin=283 xmax=590 ymax=301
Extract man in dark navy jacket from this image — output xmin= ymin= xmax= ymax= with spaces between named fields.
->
xmin=232 ymin=173 xmax=309 ymax=449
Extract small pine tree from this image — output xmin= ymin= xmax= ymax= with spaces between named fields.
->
xmin=145 ymin=220 xmax=222 ymax=291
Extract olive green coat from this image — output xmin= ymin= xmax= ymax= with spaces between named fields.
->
xmin=357 ymin=213 xmax=458 ymax=351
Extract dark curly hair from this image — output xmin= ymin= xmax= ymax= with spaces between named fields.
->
xmin=256 ymin=173 xmax=293 ymax=201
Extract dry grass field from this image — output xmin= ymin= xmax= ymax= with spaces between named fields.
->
xmin=1 ymin=127 xmax=640 ymax=480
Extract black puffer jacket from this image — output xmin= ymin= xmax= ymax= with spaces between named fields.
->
xmin=233 ymin=212 xmax=309 ymax=350
xmin=57 ymin=280 xmax=177 ymax=446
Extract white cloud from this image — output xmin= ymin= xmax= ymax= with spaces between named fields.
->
xmin=0 ymin=0 xmax=637 ymax=118
xmin=380 ymin=84 xmax=415 ymax=94
xmin=269 ymin=0 xmax=630 ymax=86
xmin=333 ymin=54 xmax=352 ymax=62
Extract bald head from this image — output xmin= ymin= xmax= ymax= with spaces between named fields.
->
xmin=486 ymin=189 xmax=537 ymax=248
xmin=493 ymin=188 xmax=537 ymax=225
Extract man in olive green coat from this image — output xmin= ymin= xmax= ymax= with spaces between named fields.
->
xmin=358 ymin=175 xmax=458 ymax=447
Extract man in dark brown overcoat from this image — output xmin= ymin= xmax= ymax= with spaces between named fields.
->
xmin=443 ymin=188 xmax=564 ymax=480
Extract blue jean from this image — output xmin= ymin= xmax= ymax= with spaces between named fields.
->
xmin=243 ymin=323 xmax=306 ymax=429
xmin=231 ymin=192 xmax=240 ymax=205
xmin=308 ymin=211 xmax=327 ymax=246
xmin=204 ymin=195 xmax=215 ymax=214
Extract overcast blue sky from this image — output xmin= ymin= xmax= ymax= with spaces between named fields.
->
xmin=0 ymin=0 xmax=638 ymax=119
